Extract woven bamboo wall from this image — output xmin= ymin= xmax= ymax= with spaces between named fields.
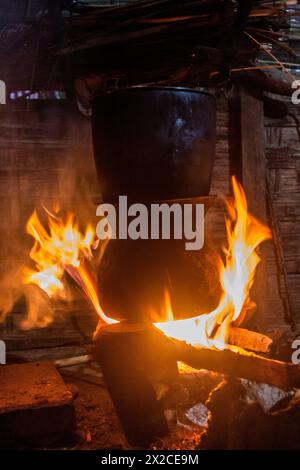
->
xmin=265 ymin=97 xmax=300 ymax=328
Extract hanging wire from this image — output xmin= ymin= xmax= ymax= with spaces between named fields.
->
xmin=244 ymin=30 xmax=297 ymax=81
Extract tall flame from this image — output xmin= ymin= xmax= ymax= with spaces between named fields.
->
xmin=22 ymin=209 xmax=114 ymax=325
xmin=156 ymin=176 xmax=272 ymax=349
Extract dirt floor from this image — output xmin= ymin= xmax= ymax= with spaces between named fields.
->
xmin=56 ymin=363 xmax=221 ymax=450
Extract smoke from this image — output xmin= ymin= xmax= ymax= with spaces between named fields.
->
xmin=0 ymin=101 xmax=101 ymax=331
xmin=0 ymin=265 xmax=24 ymax=324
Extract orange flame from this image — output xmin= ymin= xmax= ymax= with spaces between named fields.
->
xmin=22 ymin=209 xmax=114 ymax=325
xmin=155 ymin=176 xmax=272 ymax=349
xmin=22 ymin=176 xmax=271 ymax=348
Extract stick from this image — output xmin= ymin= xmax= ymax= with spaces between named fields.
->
xmin=54 ymin=355 xmax=92 ymax=368
xmin=227 ymin=326 xmax=273 ymax=353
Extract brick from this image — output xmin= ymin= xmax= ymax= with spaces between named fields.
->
xmin=0 ymin=362 xmax=76 ymax=447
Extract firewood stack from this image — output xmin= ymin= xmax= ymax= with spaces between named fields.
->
xmin=93 ymin=322 xmax=300 ymax=447
xmin=201 ymin=377 xmax=300 ymax=450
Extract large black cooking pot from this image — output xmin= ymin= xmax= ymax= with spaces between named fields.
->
xmin=92 ymin=87 xmax=219 ymax=322
xmin=92 ymin=87 xmax=216 ymax=202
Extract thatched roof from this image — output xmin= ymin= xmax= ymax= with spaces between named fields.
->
xmin=1 ymin=1 xmax=299 ymax=94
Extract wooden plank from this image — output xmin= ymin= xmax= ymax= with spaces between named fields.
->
xmin=239 ymin=88 xmax=276 ymax=329
xmin=1 ymin=321 xmax=84 ymax=351
xmin=240 ymin=89 xmax=267 ymax=221
xmin=6 ymin=345 xmax=89 ymax=364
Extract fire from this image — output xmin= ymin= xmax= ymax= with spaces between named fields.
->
xmin=155 ymin=176 xmax=272 ymax=349
xmin=22 ymin=176 xmax=271 ymax=350
xmin=22 ymin=209 xmax=114 ymax=325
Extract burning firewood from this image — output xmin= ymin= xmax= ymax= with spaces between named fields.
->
xmin=227 ymin=326 xmax=273 ymax=353
xmin=175 ymin=338 xmax=300 ymax=391
xmin=93 ymin=322 xmax=299 ymax=447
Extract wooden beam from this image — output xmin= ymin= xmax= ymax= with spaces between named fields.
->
xmin=239 ymin=88 xmax=271 ymax=329
xmin=240 ymin=88 xmax=267 ymax=222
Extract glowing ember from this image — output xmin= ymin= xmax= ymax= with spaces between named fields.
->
xmin=155 ymin=176 xmax=272 ymax=349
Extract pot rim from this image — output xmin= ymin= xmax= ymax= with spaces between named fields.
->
xmin=93 ymin=85 xmax=216 ymax=101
